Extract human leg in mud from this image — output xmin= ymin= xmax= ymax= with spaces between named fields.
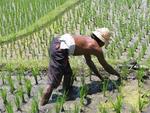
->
xmin=62 ymin=61 xmax=74 ymax=97
xmin=40 ymin=37 xmax=67 ymax=106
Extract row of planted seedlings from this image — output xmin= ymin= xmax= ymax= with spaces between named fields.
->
xmin=105 ymin=0 xmax=149 ymax=63
xmin=0 ymin=0 xmax=149 ymax=62
xmin=0 ymin=64 xmax=45 ymax=113
xmin=0 ymin=0 xmax=93 ymax=60
xmin=97 ymin=63 xmax=150 ymax=113
xmin=0 ymin=29 xmax=50 ymax=60
xmin=0 ymin=0 xmax=66 ymax=36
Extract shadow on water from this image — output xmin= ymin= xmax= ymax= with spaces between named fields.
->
xmin=48 ymin=79 xmax=121 ymax=104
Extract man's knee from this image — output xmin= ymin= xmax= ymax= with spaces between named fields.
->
xmin=43 ymin=84 xmax=53 ymax=94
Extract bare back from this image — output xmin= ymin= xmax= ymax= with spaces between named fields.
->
xmin=73 ymin=35 xmax=102 ymax=56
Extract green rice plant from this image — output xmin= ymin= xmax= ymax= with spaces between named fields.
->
xmin=128 ymin=47 xmax=134 ymax=58
xmin=0 ymin=72 xmax=5 ymax=84
xmin=80 ymin=84 xmax=88 ymax=107
xmin=31 ymin=97 xmax=39 ymax=113
xmin=17 ymin=74 xmax=22 ymax=85
xmin=138 ymin=94 xmax=147 ymax=112
xmin=73 ymin=103 xmax=80 ymax=113
xmin=5 ymin=64 xmax=13 ymax=73
xmin=131 ymin=106 xmax=138 ymax=113
xmin=17 ymin=86 xmax=25 ymax=103
xmin=136 ymin=69 xmax=145 ymax=87
xmin=7 ymin=75 xmax=15 ymax=94
xmin=102 ymin=79 xmax=109 ymax=97
xmin=111 ymin=94 xmax=123 ymax=113
xmin=55 ymin=93 xmax=66 ymax=113
xmin=1 ymin=88 xmax=8 ymax=105
xmin=121 ymin=66 xmax=129 ymax=80
xmin=32 ymin=67 xmax=39 ymax=85
xmin=138 ymin=92 xmax=149 ymax=112
xmin=25 ymin=78 xmax=32 ymax=98
xmin=5 ymin=102 xmax=14 ymax=113
xmin=14 ymin=92 xmax=21 ymax=111
xmin=98 ymin=103 xmax=108 ymax=113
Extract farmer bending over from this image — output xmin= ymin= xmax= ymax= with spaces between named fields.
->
xmin=40 ymin=28 xmax=121 ymax=106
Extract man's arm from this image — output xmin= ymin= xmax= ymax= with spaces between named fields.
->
xmin=96 ymin=51 xmax=120 ymax=78
xmin=84 ymin=55 xmax=104 ymax=81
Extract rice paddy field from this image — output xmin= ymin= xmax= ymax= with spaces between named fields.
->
xmin=0 ymin=0 xmax=150 ymax=113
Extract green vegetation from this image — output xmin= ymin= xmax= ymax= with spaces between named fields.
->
xmin=25 ymin=78 xmax=32 ymax=98
xmin=1 ymin=88 xmax=8 ymax=105
xmin=0 ymin=0 xmax=149 ymax=112
xmin=111 ymin=94 xmax=123 ymax=113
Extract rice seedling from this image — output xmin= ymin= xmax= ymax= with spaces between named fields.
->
xmin=30 ymin=97 xmax=39 ymax=113
xmin=17 ymin=74 xmax=22 ymax=85
xmin=7 ymin=75 xmax=15 ymax=94
xmin=0 ymin=72 xmax=5 ymax=84
xmin=24 ymin=78 xmax=32 ymax=98
xmin=102 ymin=79 xmax=109 ymax=97
xmin=73 ymin=103 xmax=80 ymax=113
xmin=131 ymin=106 xmax=138 ymax=113
xmin=80 ymin=84 xmax=88 ymax=107
xmin=121 ymin=66 xmax=129 ymax=80
xmin=17 ymin=86 xmax=26 ymax=103
xmin=136 ymin=69 xmax=145 ymax=87
xmin=0 ymin=0 xmax=67 ymax=36
xmin=32 ymin=67 xmax=39 ymax=85
xmin=5 ymin=102 xmax=14 ymax=113
xmin=111 ymin=94 xmax=123 ymax=113
xmin=98 ymin=103 xmax=108 ymax=113
xmin=55 ymin=93 xmax=66 ymax=113
xmin=14 ymin=92 xmax=21 ymax=111
xmin=1 ymin=88 xmax=8 ymax=105
xmin=138 ymin=93 xmax=149 ymax=112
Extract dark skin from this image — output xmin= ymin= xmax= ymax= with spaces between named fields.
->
xmin=40 ymin=35 xmax=120 ymax=106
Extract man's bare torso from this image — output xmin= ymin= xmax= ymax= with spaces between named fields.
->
xmin=73 ymin=35 xmax=102 ymax=56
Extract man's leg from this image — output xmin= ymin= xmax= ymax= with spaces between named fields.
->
xmin=63 ymin=63 xmax=73 ymax=95
xmin=40 ymin=84 xmax=53 ymax=106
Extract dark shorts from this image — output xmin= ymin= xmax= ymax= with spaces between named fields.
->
xmin=47 ymin=37 xmax=72 ymax=88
